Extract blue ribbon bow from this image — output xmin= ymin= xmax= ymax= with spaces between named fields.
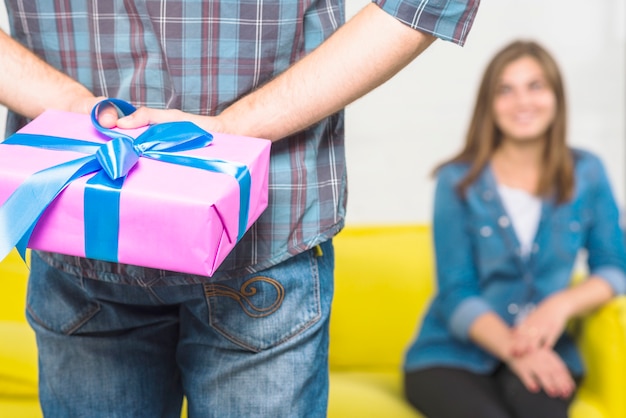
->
xmin=0 ymin=99 xmax=251 ymax=266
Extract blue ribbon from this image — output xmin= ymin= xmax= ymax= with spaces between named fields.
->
xmin=0 ymin=98 xmax=251 ymax=265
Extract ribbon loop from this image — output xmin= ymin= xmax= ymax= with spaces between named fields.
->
xmin=90 ymin=98 xmax=138 ymax=141
xmin=90 ymin=99 xmax=214 ymax=180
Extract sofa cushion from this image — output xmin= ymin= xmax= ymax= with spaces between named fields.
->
xmin=0 ymin=250 xmax=37 ymax=399
xmin=329 ymin=225 xmax=434 ymax=369
xmin=328 ymin=370 xmax=422 ymax=418
xmin=0 ymin=321 xmax=38 ymax=397
xmin=0 ymin=399 xmax=42 ymax=418
xmin=0 ymin=250 xmax=30 ymax=323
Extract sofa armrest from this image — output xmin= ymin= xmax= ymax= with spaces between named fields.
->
xmin=571 ymin=296 xmax=626 ymax=417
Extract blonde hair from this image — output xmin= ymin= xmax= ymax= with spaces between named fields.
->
xmin=437 ymin=40 xmax=574 ymax=203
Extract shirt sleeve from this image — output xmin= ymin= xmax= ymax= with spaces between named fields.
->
xmin=583 ymin=154 xmax=626 ymax=295
xmin=373 ymin=0 xmax=480 ymax=46
xmin=431 ymin=165 xmax=492 ymax=341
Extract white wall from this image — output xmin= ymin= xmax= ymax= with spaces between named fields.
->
xmin=345 ymin=0 xmax=626 ymax=224
xmin=2 ymin=1 xmax=625 ymax=225
xmin=0 ymin=3 xmax=6 ymax=135
xmin=0 ymin=2 xmax=7 ymax=137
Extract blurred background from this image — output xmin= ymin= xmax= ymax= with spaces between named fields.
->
xmin=1 ymin=0 xmax=625 ymax=225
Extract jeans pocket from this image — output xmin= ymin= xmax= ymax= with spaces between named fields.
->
xmin=26 ymin=252 xmax=100 ymax=335
xmin=203 ymin=247 xmax=327 ymax=352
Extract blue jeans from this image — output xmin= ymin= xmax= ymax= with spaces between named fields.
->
xmin=26 ymin=241 xmax=334 ymax=418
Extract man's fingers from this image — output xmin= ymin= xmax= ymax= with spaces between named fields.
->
xmin=98 ymin=107 xmax=120 ymax=128
xmin=116 ymin=107 xmax=184 ymax=128
xmin=110 ymin=106 xmax=223 ymax=134
xmin=68 ymin=96 xmax=108 ymax=116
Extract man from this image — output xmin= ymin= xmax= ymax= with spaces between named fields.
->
xmin=0 ymin=1 xmax=479 ymax=416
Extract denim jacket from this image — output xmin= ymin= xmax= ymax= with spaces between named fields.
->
xmin=404 ymin=148 xmax=626 ymax=376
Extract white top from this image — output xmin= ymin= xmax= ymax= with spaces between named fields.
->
xmin=497 ymin=184 xmax=542 ymax=258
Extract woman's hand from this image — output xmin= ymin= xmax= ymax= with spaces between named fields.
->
xmin=507 ymin=346 xmax=576 ymax=399
xmin=511 ymin=293 xmax=570 ymax=356
xmin=512 ymin=278 xmax=616 ymax=358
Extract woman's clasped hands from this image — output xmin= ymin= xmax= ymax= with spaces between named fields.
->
xmin=507 ymin=293 xmax=575 ymax=399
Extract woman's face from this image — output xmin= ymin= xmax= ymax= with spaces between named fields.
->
xmin=492 ymin=56 xmax=557 ymax=144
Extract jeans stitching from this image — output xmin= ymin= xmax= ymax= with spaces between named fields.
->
xmin=204 ymin=248 xmax=324 ymax=352
xmin=27 ymin=300 xmax=101 ymax=336
xmin=203 ymin=276 xmax=285 ymax=318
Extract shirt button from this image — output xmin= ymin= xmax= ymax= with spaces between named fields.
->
xmin=532 ymin=243 xmax=539 ymax=253
xmin=498 ymin=216 xmax=510 ymax=228
xmin=508 ymin=303 xmax=519 ymax=314
xmin=570 ymin=221 xmax=580 ymax=232
xmin=480 ymin=226 xmax=492 ymax=237
xmin=482 ymin=190 xmax=494 ymax=201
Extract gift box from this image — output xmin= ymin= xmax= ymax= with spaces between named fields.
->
xmin=0 ymin=103 xmax=271 ymax=276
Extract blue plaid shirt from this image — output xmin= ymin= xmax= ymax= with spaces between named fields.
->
xmin=4 ymin=0 xmax=479 ymax=283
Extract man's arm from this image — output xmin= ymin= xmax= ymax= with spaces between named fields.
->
xmin=0 ymin=29 xmax=99 ymax=119
xmin=116 ymin=3 xmax=436 ymax=141
xmin=218 ymin=3 xmax=436 ymax=140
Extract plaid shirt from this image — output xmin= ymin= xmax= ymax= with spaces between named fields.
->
xmin=5 ymin=0 xmax=479 ymax=283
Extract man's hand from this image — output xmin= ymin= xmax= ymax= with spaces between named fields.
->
xmin=69 ymin=96 xmax=109 ymax=117
xmin=112 ymin=107 xmax=226 ymax=134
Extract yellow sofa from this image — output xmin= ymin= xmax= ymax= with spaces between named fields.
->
xmin=328 ymin=225 xmax=626 ymax=418
xmin=0 ymin=250 xmax=40 ymax=418
xmin=2 ymin=225 xmax=626 ymax=417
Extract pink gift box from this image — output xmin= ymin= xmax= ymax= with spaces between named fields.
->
xmin=0 ymin=110 xmax=271 ymax=276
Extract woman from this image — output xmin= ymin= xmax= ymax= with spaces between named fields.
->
xmin=403 ymin=40 xmax=626 ymax=418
